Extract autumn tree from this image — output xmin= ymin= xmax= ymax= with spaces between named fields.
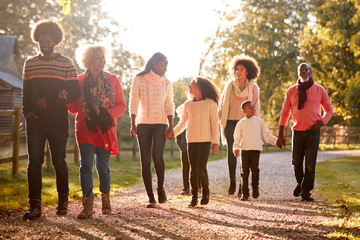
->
xmin=202 ymin=0 xmax=311 ymax=126
xmin=299 ymin=0 xmax=360 ymax=126
xmin=0 ymin=0 xmax=143 ymax=88
xmin=1 ymin=0 xmax=145 ymax=149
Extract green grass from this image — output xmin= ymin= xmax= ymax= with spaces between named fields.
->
xmin=314 ymin=156 xmax=360 ymax=239
xmin=0 ymin=149 xmax=226 ymax=213
xmin=319 ymin=143 xmax=360 ymax=151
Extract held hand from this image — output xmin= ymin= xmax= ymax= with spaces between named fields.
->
xmin=130 ymin=125 xmax=137 ymax=138
xmin=276 ymin=136 xmax=285 ymax=149
xmin=165 ymin=127 xmax=174 ymax=140
xmin=58 ymin=89 xmax=68 ymax=99
xmin=25 ymin=112 xmax=38 ymax=119
xmin=311 ymin=121 xmax=324 ymax=131
xmin=36 ymin=97 xmax=47 ymax=109
xmin=234 ymin=150 xmax=240 ymax=157
xmin=211 ymin=144 xmax=219 ymax=153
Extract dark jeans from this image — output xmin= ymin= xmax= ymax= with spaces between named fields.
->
xmin=224 ymin=120 xmax=239 ymax=181
xmin=137 ymin=124 xmax=167 ymax=198
xmin=26 ymin=117 xmax=69 ymax=202
xmin=292 ymin=129 xmax=320 ymax=197
xmin=240 ymin=150 xmax=260 ymax=195
xmin=188 ymin=142 xmax=211 ymax=199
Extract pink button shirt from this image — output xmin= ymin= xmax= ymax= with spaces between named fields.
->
xmin=279 ymin=83 xmax=333 ymax=131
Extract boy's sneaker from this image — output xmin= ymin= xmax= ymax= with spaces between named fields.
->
xmin=252 ymin=187 xmax=260 ymax=199
xmin=240 ymin=194 xmax=249 ymax=201
xmin=301 ymin=195 xmax=314 ymax=202
xmin=188 ymin=198 xmax=198 ymax=207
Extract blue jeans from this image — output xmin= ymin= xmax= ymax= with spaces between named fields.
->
xmin=292 ymin=129 xmax=320 ymax=197
xmin=136 ymin=124 xmax=167 ymax=198
xmin=79 ymin=143 xmax=111 ymax=197
xmin=26 ymin=117 xmax=69 ymax=202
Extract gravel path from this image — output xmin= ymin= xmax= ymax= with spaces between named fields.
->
xmin=1 ymin=150 xmax=359 ymax=239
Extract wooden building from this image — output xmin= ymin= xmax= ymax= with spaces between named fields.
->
xmin=0 ymin=36 xmax=22 ymax=133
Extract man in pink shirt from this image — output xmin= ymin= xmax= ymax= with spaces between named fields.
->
xmin=276 ymin=63 xmax=333 ymax=202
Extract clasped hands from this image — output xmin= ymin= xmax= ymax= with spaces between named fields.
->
xmin=130 ymin=125 xmax=175 ymax=140
xmin=28 ymin=89 xmax=68 ymax=119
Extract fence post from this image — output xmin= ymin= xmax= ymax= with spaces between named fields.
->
xmin=170 ymin=139 xmax=174 ymax=159
xmin=45 ymin=140 xmax=50 ymax=166
xmin=12 ymin=108 xmax=21 ymax=178
xmin=116 ymin=117 xmax=122 ymax=161
xmin=73 ymin=141 xmax=79 ymax=164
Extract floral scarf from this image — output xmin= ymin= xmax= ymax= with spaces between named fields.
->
xmin=80 ymin=70 xmax=115 ymax=134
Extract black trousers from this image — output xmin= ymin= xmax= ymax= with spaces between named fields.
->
xmin=240 ymin=150 xmax=260 ymax=195
xmin=188 ymin=142 xmax=211 ymax=199
xmin=224 ymin=120 xmax=239 ymax=181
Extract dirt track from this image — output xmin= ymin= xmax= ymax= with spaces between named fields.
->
xmin=0 ymin=150 xmax=359 ymax=239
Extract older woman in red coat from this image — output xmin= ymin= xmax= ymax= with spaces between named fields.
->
xmin=67 ymin=45 xmax=126 ymax=219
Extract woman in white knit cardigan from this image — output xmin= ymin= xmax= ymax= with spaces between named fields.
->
xmin=174 ymin=77 xmax=220 ymax=207
xmin=218 ymin=55 xmax=261 ymax=196
xmin=129 ymin=52 xmax=175 ymax=208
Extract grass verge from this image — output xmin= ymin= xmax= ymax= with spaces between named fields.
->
xmin=0 ymin=150 xmax=226 ymax=213
xmin=314 ymin=156 xmax=360 ymax=239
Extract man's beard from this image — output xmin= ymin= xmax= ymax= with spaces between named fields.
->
xmin=40 ymin=46 xmax=55 ymax=56
xmin=299 ymin=76 xmax=309 ymax=82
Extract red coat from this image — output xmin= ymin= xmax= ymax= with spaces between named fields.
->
xmin=67 ymin=72 xmax=126 ymax=155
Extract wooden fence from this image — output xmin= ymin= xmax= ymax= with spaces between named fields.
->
xmin=1 ymin=108 xmax=360 ymax=177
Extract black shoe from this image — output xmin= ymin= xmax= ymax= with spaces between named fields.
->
xmin=228 ymin=180 xmax=236 ymax=195
xmin=293 ymin=185 xmax=302 ymax=197
xmin=157 ymin=187 xmax=167 ymax=203
xmin=188 ymin=198 xmax=198 ymax=207
xmin=252 ymin=187 xmax=260 ymax=199
xmin=56 ymin=194 xmax=68 ymax=215
xmin=145 ymin=197 xmax=156 ymax=208
xmin=180 ymin=188 xmax=191 ymax=195
xmin=200 ymin=192 xmax=210 ymax=205
xmin=240 ymin=195 xmax=249 ymax=201
xmin=23 ymin=200 xmax=41 ymax=220
xmin=301 ymin=195 xmax=314 ymax=202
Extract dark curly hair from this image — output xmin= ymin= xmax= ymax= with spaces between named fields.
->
xmin=195 ymin=77 xmax=220 ymax=105
xmin=229 ymin=55 xmax=261 ymax=81
xmin=31 ymin=19 xmax=64 ymax=46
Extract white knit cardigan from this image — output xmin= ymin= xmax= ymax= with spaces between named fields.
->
xmin=174 ymin=98 xmax=220 ymax=144
xmin=129 ymin=72 xmax=174 ymax=125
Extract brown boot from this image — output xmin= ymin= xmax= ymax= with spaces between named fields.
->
xmin=101 ymin=192 xmax=111 ymax=214
xmin=77 ymin=196 xmax=94 ymax=219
